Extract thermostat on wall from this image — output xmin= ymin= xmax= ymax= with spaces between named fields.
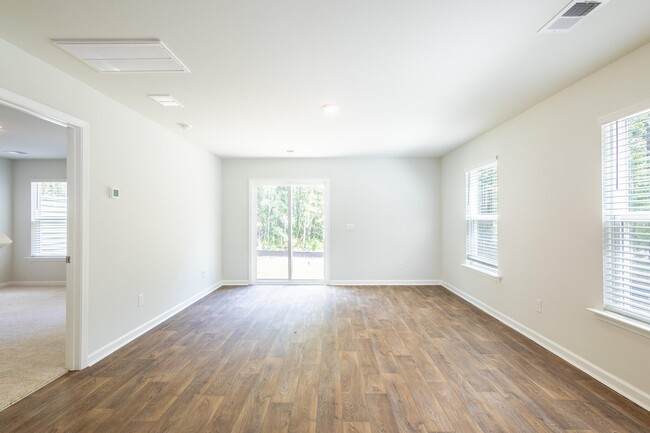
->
xmin=110 ymin=187 xmax=120 ymax=199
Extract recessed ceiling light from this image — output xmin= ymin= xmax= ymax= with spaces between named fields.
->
xmin=149 ymin=94 xmax=183 ymax=108
xmin=178 ymin=123 xmax=192 ymax=131
xmin=2 ymin=150 xmax=28 ymax=155
xmin=321 ymin=104 xmax=339 ymax=114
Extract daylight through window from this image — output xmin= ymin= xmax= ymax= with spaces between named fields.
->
xmin=466 ymin=161 xmax=498 ymax=276
xmin=31 ymin=181 xmax=67 ymax=257
xmin=602 ymin=109 xmax=650 ymax=324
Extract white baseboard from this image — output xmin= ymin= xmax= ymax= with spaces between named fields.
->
xmin=0 ymin=280 xmax=65 ymax=288
xmin=329 ymin=279 xmax=441 ymax=286
xmin=87 ymin=281 xmax=225 ymax=366
xmin=220 ymin=280 xmax=250 ymax=286
xmin=217 ymin=280 xmax=443 ymax=287
xmin=440 ymin=280 xmax=650 ymax=412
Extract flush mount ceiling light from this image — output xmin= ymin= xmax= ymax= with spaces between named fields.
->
xmin=1 ymin=150 xmax=28 ymax=155
xmin=149 ymin=94 xmax=183 ymax=108
xmin=321 ymin=104 xmax=340 ymax=114
xmin=52 ymin=39 xmax=191 ymax=73
xmin=539 ymin=0 xmax=609 ymax=33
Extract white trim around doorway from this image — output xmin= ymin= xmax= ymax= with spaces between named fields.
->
xmin=0 ymin=87 xmax=90 ymax=370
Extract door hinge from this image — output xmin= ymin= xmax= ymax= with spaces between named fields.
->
xmin=66 ymin=256 xmax=71 ymax=264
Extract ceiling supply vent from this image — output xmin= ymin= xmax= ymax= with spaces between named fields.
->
xmin=52 ymin=39 xmax=190 ymax=73
xmin=149 ymin=94 xmax=184 ymax=108
xmin=539 ymin=0 xmax=609 ymax=33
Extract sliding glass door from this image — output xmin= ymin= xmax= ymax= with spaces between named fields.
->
xmin=251 ymin=180 xmax=328 ymax=282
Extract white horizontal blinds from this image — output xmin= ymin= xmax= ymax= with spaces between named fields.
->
xmin=602 ymin=108 xmax=650 ymax=324
xmin=31 ymin=181 xmax=67 ymax=257
xmin=466 ymin=161 xmax=498 ymax=273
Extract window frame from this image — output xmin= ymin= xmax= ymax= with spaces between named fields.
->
xmin=30 ymin=179 xmax=68 ymax=259
xmin=600 ymin=107 xmax=650 ymax=327
xmin=464 ymin=160 xmax=500 ymax=279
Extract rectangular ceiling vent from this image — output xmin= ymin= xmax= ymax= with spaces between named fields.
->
xmin=52 ymin=39 xmax=190 ymax=73
xmin=539 ymin=0 xmax=609 ymax=33
xmin=149 ymin=94 xmax=183 ymax=108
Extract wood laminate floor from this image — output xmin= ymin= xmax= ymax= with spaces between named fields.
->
xmin=1 ymin=284 xmax=649 ymax=432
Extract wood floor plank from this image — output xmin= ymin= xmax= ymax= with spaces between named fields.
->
xmin=1 ymin=284 xmax=649 ymax=433
xmin=316 ymin=334 xmax=343 ymax=433
xmin=344 ymin=421 xmax=372 ymax=433
xmin=339 ymin=351 xmax=369 ymax=422
xmin=287 ymin=363 xmax=319 ymax=433
xmin=364 ymin=393 xmax=402 ymax=433
xmin=261 ymin=402 xmax=293 ymax=433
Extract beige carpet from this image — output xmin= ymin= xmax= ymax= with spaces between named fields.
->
xmin=0 ymin=285 xmax=67 ymax=411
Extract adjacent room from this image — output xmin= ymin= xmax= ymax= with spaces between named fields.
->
xmin=0 ymin=105 xmax=68 ymax=411
xmin=0 ymin=1 xmax=649 ymax=432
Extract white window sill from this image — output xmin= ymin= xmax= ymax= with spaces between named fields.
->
xmin=461 ymin=263 xmax=502 ymax=281
xmin=587 ymin=308 xmax=650 ymax=339
xmin=25 ymin=256 xmax=65 ymax=262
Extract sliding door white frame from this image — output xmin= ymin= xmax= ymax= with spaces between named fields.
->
xmin=249 ymin=178 xmax=330 ymax=284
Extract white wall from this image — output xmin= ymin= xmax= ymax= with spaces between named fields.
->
xmin=0 ymin=38 xmax=222 ymax=357
xmin=12 ymin=159 xmax=66 ymax=282
xmin=0 ymin=158 xmax=12 ymax=283
xmin=222 ymin=158 xmax=440 ymax=283
xmin=441 ymin=42 xmax=650 ymax=405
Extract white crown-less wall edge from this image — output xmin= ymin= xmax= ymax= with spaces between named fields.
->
xmin=441 ymin=281 xmax=650 ymax=411
xmin=87 ymin=282 xmax=225 ymax=366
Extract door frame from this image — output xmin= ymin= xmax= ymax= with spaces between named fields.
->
xmin=0 ymin=87 xmax=89 ymax=370
xmin=249 ymin=178 xmax=330 ymax=284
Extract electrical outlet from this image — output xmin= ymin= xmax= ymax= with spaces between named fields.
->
xmin=535 ymin=299 xmax=542 ymax=313
xmin=138 ymin=293 xmax=144 ymax=307
xmin=201 ymin=269 xmax=206 ymax=279
xmin=398 ymin=261 xmax=406 ymax=270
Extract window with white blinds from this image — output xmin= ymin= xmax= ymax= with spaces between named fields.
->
xmin=602 ymin=109 xmax=650 ymax=325
xmin=31 ymin=181 xmax=67 ymax=257
xmin=466 ymin=161 xmax=498 ymax=275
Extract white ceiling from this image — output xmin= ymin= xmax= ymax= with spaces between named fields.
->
xmin=0 ymin=104 xmax=67 ymax=159
xmin=0 ymin=1 xmax=649 ymax=158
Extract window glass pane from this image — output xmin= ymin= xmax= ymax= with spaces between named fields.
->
xmin=256 ymin=185 xmax=289 ymax=279
xmin=466 ymin=162 xmax=498 ymax=273
xmin=291 ymin=185 xmax=325 ymax=280
xmin=31 ymin=181 xmax=67 ymax=257
xmin=603 ymin=109 xmax=650 ymax=324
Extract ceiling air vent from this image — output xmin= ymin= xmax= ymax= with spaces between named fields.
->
xmin=52 ymin=39 xmax=190 ymax=73
xmin=539 ymin=0 xmax=609 ymax=33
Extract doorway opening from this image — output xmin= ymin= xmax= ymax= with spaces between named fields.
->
xmin=0 ymin=87 xmax=89 ymax=381
xmin=250 ymin=179 xmax=329 ymax=283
